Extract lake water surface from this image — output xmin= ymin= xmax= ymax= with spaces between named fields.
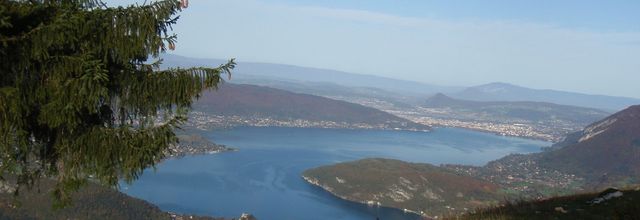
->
xmin=122 ymin=127 xmax=550 ymax=220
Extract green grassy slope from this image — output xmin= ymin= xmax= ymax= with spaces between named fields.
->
xmin=303 ymin=158 xmax=502 ymax=217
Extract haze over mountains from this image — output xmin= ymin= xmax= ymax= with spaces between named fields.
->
xmin=159 ymin=54 xmax=640 ymax=143
xmin=229 ymin=79 xmax=424 ymax=107
xmin=162 ymin=54 xmax=459 ymax=96
xmin=424 ymin=93 xmax=609 ymax=127
xmin=193 ymin=83 xmax=428 ymax=131
xmin=453 ymin=82 xmax=640 ymax=111
xmin=163 ymin=54 xmax=640 ymax=111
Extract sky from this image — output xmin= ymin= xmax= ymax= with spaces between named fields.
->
xmin=107 ymin=0 xmax=640 ymax=98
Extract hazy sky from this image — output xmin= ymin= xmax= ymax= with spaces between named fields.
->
xmin=108 ymin=0 xmax=640 ymax=98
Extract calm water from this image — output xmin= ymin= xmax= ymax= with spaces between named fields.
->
xmin=122 ymin=127 xmax=549 ymax=220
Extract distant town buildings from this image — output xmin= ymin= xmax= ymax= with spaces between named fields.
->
xmin=186 ymin=111 xmax=426 ymax=132
xmin=325 ymin=96 xmax=580 ymax=142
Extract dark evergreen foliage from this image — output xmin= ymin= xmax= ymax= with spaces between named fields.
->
xmin=0 ymin=0 xmax=234 ymax=205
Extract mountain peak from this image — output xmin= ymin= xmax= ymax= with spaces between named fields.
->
xmin=430 ymin=92 xmax=453 ymax=100
xmin=470 ymin=82 xmax=522 ymax=94
xmin=482 ymin=82 xmax=519 ymax=87
xmin=424 ymin=93 xmax=460 ymax=107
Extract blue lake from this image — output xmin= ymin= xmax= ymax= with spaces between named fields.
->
xmin=122 ymin=127 xmax=550 ymax=220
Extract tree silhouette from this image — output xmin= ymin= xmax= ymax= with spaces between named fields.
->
xmin=0 ymin=0 xmax=233 ymax=205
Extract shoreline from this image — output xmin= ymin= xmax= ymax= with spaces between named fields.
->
xmin=206 ymin=124 xmax=555 ymax=144
xmin=208 ymin=124 xmax=431 ymax=133
xmin=187 ymin=112 xmax=562 ymax=143
xmin=429 ymin=125 xmax=557 ymax=143
xmin=187 ymin=112 xmax=431 ymax=133
xmin=301 ymin=176 xmax=427 ymax=219
xmin=165 ymin=147 xmax=237 ymax=160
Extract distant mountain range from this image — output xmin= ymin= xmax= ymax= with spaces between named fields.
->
xmin=424 ymin=93 xmax=609 ymax=126
xmin=453 ymin=82 xmax=640 ymax=111
xmin=164 ymin=54 xmax=639 ymax=112
xmin=302 ymin=105 xmax=640 ymax=218
xmin=231 ymin=78 xmax=424 ymax=107
xmin=162 ymin=54 xmax=460 ymax=96
xmin=193 ymin=83 xmax=429 ymax=130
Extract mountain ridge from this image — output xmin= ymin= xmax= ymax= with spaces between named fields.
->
xmin=161 ymin=54 xmax=460 ymax=96
xmin=193 ymin=83 xmax=430 ymax=131
xmin=540 ymin=105 xmax=640 ymax=185
xmin=163 ymin=54 xmax=639 ymax=111
xmin=454 ymin=82 xmax=640 ymax=111
xmin=424 ymin=93 xmax=609 ymax=124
